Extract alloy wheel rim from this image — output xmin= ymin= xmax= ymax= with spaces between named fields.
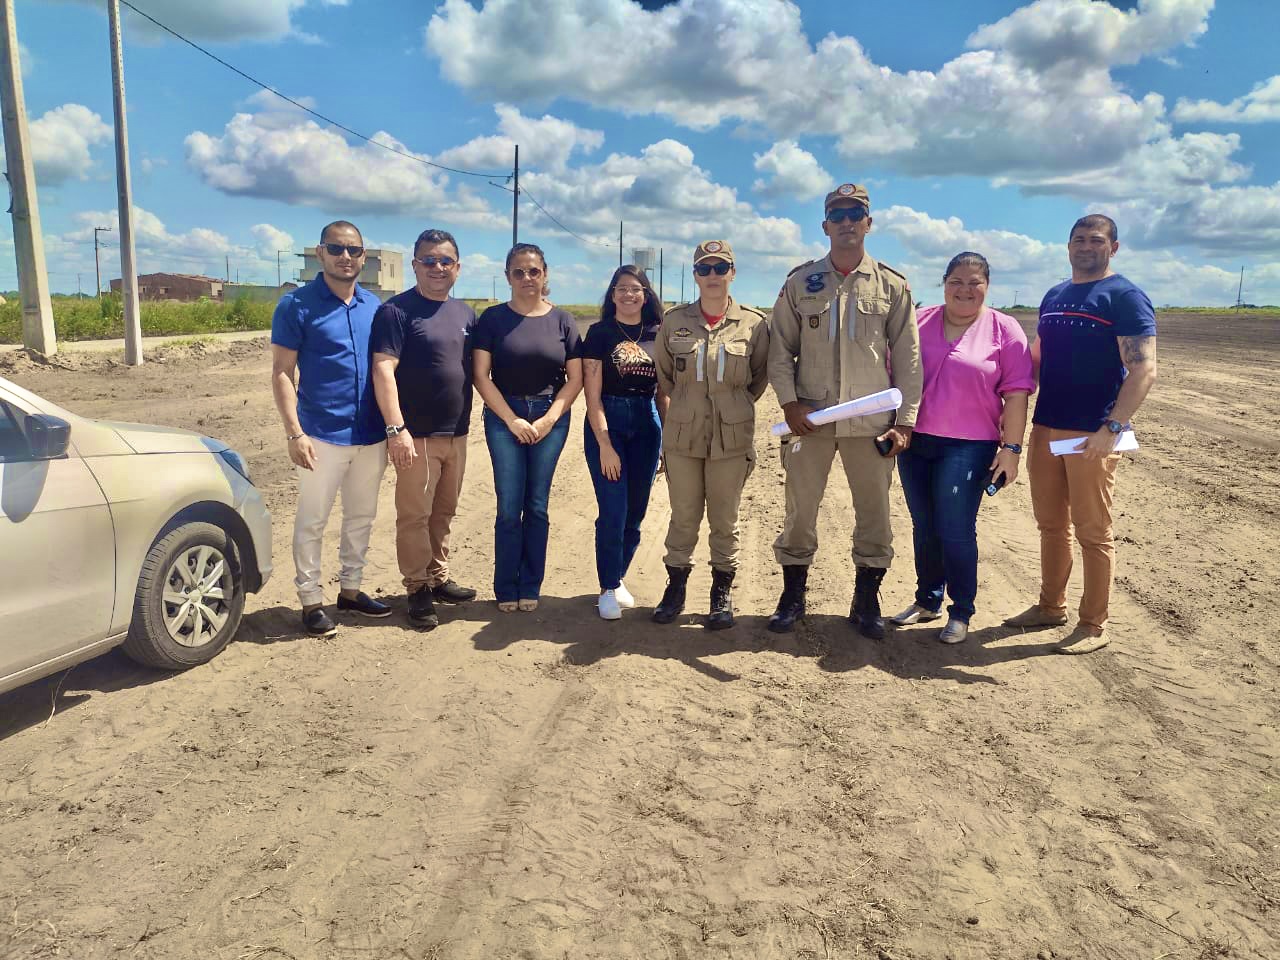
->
xmin=161 ymin=544 xmax=233 ymax=647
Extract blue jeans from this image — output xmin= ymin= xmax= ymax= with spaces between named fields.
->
xmin=896 ymin=432 xmax=999 ymax=622
xmin=584 ymin=394 xmax=663 ymax=590
xmin=483 ymin=396 xmax=571 ymax=602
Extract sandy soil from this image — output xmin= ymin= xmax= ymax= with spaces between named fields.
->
xmin=0 ymin=313 xmax=1276 ymax=960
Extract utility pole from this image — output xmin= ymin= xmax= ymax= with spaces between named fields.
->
xmin=0 ymin=0 xmax=56 ymax=356
xmin=277 ymin=250 xmax=283 ymax=287
xmin=618 ymin=221 xmax=623 ymax=268
xmin=659 ymin=247 xmax=664 ymax=305
xmin=93 ymin=226 xmax=111 ymax=297
xmin=511 ymin=144 xmax=519 ymax=248
xmin=1236 ymin=266 xmax=1245 ymax=309
xmin=680 ymin=263 xmax=685 ymax=304
xmin=77 ymin=273 xmax=82 ymax=297
xmin=225 ymin=254 xmax=230 ymax=283
xmin=491 ymin=276 xmax=496 ymax=301
xmin=108 ymin=0 xmax=142 ymax=365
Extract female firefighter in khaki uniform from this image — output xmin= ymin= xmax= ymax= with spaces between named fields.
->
xmin=652 ymin=240 xmax=770 ymax=629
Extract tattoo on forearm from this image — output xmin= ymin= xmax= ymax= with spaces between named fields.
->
xmin=1119 ymin=335 xmax=1156 ymax=365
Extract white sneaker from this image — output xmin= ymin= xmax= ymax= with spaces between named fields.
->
xmin=598 ymin=589 xmax=622 ymax=620
xmin=614 ymin=582 xmax=635 ymax=608
xmin=889 ymin=603 xmax=942 ymax=626
xmin=939 ymin=618 xmax=969 ymax=644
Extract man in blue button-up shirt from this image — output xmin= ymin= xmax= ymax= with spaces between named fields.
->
xmin=271 ymin=220 xmax=391 ymax=635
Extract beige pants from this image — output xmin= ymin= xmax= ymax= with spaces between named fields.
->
xmin=662 ymin=451 xmax=754 ymax=572
xmin=773 ymin=430 xmax=895 ymax=568
xmin=1028 ymin=424 xmax=1120 ymax=630
xmin=394 ymin=435 xmax=467 ymax=592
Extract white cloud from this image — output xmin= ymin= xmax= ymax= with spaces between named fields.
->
xmin=752 ymin=140 xmax=830 ymax=201
xmin=435 ymin=104 xmax=604 ymax=173
xmin=1116 ymin=183 xmax=1280 ymax=254
xmin=26 ymin=104 xmax=112 ymax=186
xmin=1174 ymin=75 xmax=1280 ymax=124
xmin=250 ymin=223 xmax=294 ymax=260
xmin=183 ymin=112 xmax=501 ymax=226
xmin=423 ymin=0 xmax=1205 ymax=187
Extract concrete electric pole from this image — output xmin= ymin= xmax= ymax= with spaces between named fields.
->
xmin=93 ymin=226 xmax=111 ymax=296
xmin=0 ymin=0 xmax=56 ymax=356
xmin=108 ymin=0 xmax=143 ymax=365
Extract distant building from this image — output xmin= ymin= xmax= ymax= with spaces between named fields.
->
xmin=110 ymin=273 xmax=224 ymax=301
xmin=297 ymin=247 xmax=403 ymax=301
xmin=221 ymin=282 xmax=299 ymax=303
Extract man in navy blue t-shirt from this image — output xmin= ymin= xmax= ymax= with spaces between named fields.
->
xmin=271 ymin=220 xmax=390 ymax=636
xmin=371 ymin=228 xmax=478 ymax=629
xmin=1005 ymin=214 xmax=1158 ymax=654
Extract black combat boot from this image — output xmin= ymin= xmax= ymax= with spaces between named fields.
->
xmin=849 ymin=566 xmax=887 ymax=640
xmin=706 ymin=568 xmax=736 ymax=630
xmin=768 ymin=565 xmax=808 ymax=633
xmin=652 ymin=564 xmax=691 ymax=624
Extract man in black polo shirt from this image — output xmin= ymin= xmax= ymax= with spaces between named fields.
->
xmin=371 ymin=228 xmax=478 ymax=628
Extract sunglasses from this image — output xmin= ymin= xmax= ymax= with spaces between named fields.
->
xmin=415 ymin=255 xmax=457 ymax=268
xmin=510 ymin=267 xmax=544 ymax=280
xmin=613 ymin=285 xmax=646 ymax=295
xmin=693 ymin=261 xmax=732 ymax=277
xmin=826 ymin=205 xmax=868 ymax=224
xmin=321 ymin=242 xmax=365 ymax=257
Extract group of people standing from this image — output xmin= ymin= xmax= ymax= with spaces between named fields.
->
xmin=271 ymin=181 xmax=1157 ymax=657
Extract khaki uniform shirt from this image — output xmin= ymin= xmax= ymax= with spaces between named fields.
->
xmin=768 ymin=253 xmax=922 ymax=437
xmin=656 ymin=298 xmax=770 ymax=459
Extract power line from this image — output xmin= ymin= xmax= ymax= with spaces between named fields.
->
xmin=117 ymin=0 xmax=511 ymax=181
xmin=520 ymin=186 xmax=613 ymax=249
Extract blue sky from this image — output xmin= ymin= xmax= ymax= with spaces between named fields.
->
xmin=4 ymin=0 xmax=1280 ymax=308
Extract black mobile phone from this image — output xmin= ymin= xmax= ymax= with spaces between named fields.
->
xmin=874 ymin=435 xmax=894 ymax=457
xmin=985 ymin=470 xmax=1006 ymax=497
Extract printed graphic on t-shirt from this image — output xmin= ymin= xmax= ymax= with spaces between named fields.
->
xmin=611 ymin=339 xmax=657 ymax=382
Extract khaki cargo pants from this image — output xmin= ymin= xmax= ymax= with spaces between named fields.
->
xmin=662 ymin=451 xmax=754 ymax=572
xmin=773 ymin=428 xmax=895 ymax=568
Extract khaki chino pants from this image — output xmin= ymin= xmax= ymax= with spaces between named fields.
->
xmin=394 ymin=435 xmax=467 ymax=592
xmin=1027 ymin=424 xmax=1120 ymax=630
xmin=662 ymin=451 xmax=754 ymax=572
xmin=773 ymin=430 xmax=896 ymax=569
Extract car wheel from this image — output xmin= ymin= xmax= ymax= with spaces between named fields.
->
xmin=122 ymin=521 xmax=246 ymax=670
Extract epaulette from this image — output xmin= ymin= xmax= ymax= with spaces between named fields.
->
xmin=878 ymin=261 xmax=910 ymax=288
xmin=739 ymin=305 xmax=766 ymax=319
xmin=786 ymin=259 xmax=817 ymax=279
xmin=664 ymin=302 xmax=688 ymax=316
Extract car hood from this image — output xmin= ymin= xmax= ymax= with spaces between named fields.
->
xmin=97 ymin=419 xmax=229 ymax=455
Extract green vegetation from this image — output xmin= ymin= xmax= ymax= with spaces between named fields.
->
xmin=0 ymin=294 xmax=274 ymax=344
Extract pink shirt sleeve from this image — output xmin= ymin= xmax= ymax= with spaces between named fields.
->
xmin=992 ymin=310 xmax=1035 ymax=395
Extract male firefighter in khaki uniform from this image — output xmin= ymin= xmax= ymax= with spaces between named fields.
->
xmin=653 ymin=240 xmax=770 ymax=630
xmin=767 ymin=184 xmax=922 ymax=638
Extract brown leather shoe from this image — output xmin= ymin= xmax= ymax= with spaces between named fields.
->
xmin=1055 ymin=626 xmax=1109 ymax=655
xmin=1003 ymin=604 xmax=1068 ymax=628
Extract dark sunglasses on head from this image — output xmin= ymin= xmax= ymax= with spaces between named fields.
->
xmin=415 ymin=255 xmax=457 ymax=268
xmin=826 ymin=205 xmax=868 ymax=224
xmin=693 ymin=261 xmax=732 ymax=276
xmin=322 ymin=242 xmax=365 ymax=257
xmin=510 ymin=266 xmax=544 ymax=280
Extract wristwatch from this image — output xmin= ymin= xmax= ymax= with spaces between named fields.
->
xmin=1001 ymin=443 xmax=1022 ymax=454
xmin=385 ymin=424 xmax=405 ymax=437
xmin=1105 ymin=419 xmax=1125 ymax=434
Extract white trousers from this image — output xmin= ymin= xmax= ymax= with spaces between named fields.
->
xmin=292 ymin=438 xmax=388 ymax=606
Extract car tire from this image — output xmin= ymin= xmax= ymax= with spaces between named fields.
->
xmin=122 ymin=521 xmax=246 ymax=670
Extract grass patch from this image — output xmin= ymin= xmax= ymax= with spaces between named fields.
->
xmin=0 ymin=294 xmax=274 ymax=344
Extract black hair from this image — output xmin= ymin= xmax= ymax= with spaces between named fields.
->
xmin=1071 ymin=214 xmax=1118 ymax=243
xmin=414 ymin=228 xmax=459 ymax=259
xmin=505 ymin=242 xmax=546 ymax=274
xmin=600 ymin=265 xmax=663 ymax=329
xmin=319 ymin=220 xmax=362 ymax=244
xmin=943 ymin=251 xmax=990 ymax=283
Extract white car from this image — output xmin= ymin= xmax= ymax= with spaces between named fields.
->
xmin=0 ymin=375 xmax=272 ymax=695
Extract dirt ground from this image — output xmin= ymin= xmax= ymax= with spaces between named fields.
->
xmin=0 ymin=312 xmax=1276 ymax=960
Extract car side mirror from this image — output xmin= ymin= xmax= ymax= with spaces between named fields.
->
xmin=25 ymin=413 xmax=71 ymax=460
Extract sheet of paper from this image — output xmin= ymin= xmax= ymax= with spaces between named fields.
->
xmin=770 ymin=387 xmax=903 ymax=437
xmin=1049 ymin=430 xmax=1139 ymax=456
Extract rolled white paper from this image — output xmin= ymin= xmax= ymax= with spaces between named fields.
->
xmin=1050 ymin=429 xmax=1139 ymax=456
xmin=770 ymin=387 xmax=903 ymax=437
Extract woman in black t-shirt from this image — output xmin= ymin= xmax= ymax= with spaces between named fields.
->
xmin=582 ymin=265 xmax=668 ymax=620
xmin=473 ymin=243 xmax=583 ymax=612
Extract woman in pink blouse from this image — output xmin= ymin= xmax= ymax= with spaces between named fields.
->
xmin=889 ymin=252 xmax=1034 ymax=644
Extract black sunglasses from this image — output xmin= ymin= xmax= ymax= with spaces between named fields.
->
xmin=693 ymin=261 xmax=732 ymax=276
xmin=415 ymin=255 xmax=457 ymax=268
xmin=322 ymin=242 xmax=365 ymax=257
xmin=826 ymin=205 xmax=868 ymax=224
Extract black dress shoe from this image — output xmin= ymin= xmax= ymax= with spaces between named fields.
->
xmin=302 ymin=607 xmax=337 ymax=636
xmin=407 ymin=587 xmax=439 ymax=629
xmin=431 ymin=580 xmax=477 ymax=603
xmin=336 ymin=591 xmax=392 ymax=618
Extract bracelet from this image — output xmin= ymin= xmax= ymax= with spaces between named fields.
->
xmin=286 ymin=432 xmax=305 ymax=441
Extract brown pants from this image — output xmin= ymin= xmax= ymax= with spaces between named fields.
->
xmin=773 ymin=429 xmax=896 ymax=568
xmin=394 ymin=435 xmax=467 ymax=592
xmin=1028 ymin=424 xmax=1121 ymax=630
xmin=663 ymin=451 xmax=754 ymax=572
